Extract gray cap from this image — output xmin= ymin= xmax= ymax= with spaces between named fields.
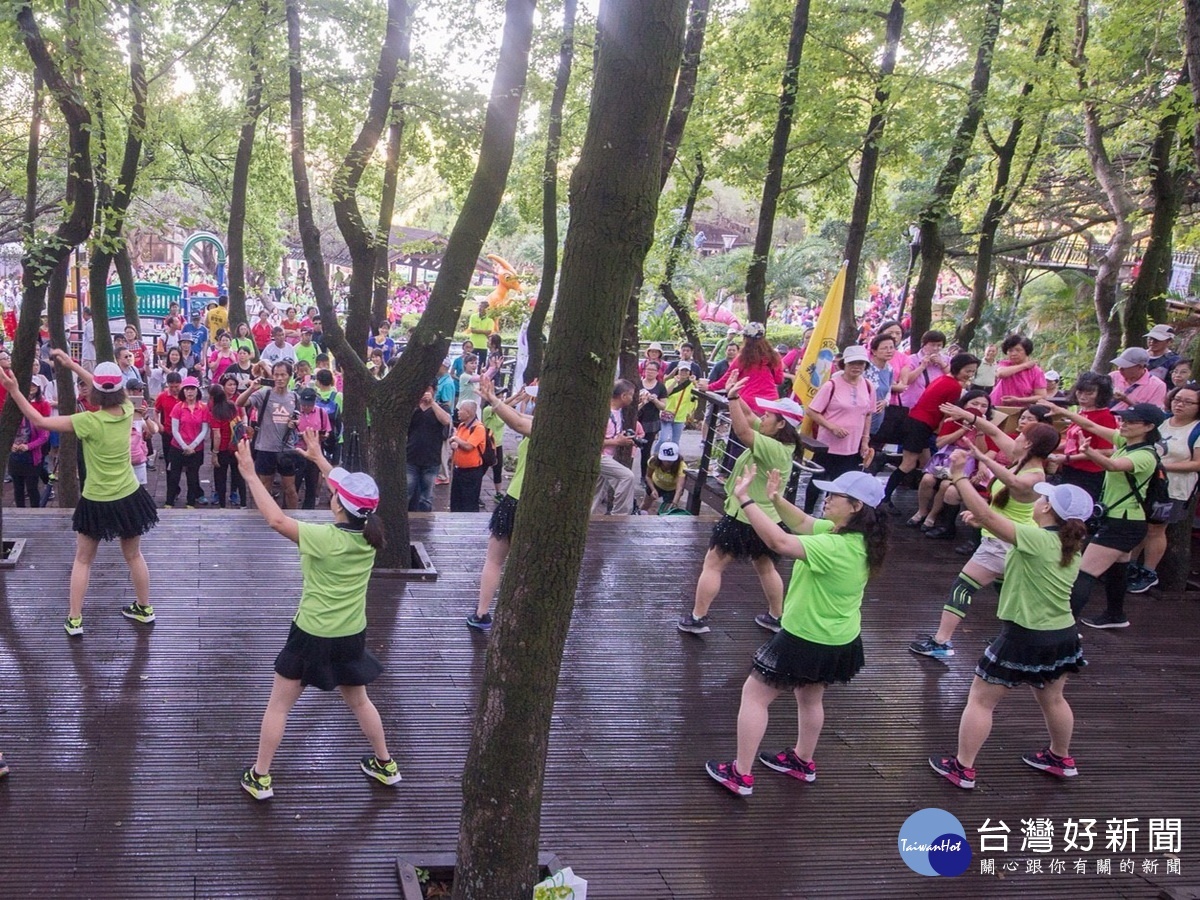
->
xmin=1111 ymin=347 xmax=1150 ymax=368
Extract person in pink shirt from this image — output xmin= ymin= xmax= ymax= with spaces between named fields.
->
xmin=897 ymin=330 xmax=948 ymax=409
xmin=803 ymin=345 xmax=876 ymax=511
xmin=1109 ymin=347 xmax=1168 ymax=411
xmin=167 ymin=377 xmax=211 ymax=508
xmin=989 ymin=334 xmax=1048 ymax=408
xmin=702 ymin=323 xmax=784 ymax=415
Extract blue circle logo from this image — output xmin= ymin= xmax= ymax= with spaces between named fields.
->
xmin=898 ymin=808 xmax=972 ymax=877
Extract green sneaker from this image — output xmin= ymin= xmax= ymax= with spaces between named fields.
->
xmin=360 ymin=755 xmax=401 ymax=786
xmin=64 ymin=616 xmax=83 ymax=637
xmin=241 ymin=767 xmax=273 ymax=800
xmin=120 ymin=602 xmax=156 ymax=624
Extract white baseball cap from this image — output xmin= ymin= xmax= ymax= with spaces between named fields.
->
xmin=1145 ymin=324 xmax=1175 ymax=342
xmin=327 ymin=467 xmax=380 ymax=518
xmin=92 ymin=362 xmax=125 ymax=393
xmin=657 ymin=441 xmax=680 ymax=462
xmin=842 ymin=345 xmax=870 ymax=365
xmin=757 ymin=397 xmax=804 ymax=427
xmin=1033 ymin=482 xmax=1093 ymax=522
xmin=812 ymin=470 xmax=885 ymax=508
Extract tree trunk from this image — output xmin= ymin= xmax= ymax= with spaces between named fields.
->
xmin=371 ymin=51 xmax=412 ymax=330
xmin=744 ymin=0 xmax=812 ymax=325
xmin=1185 ymin=0 xmax=1200 ymax=172
xmin=1124 ymin=70 xmax=1190 ymax=341
xmin=50 ymin=258 xmax=82 ymax=507
xmin=116 ymin=244 xmax=138 ymax=324
xmin=909 ymin=0 xmax=1004 ymax=341
xmin=452 ymin=2 xmax=690 ymax=896
xmin=524 ymin=0 xmax=578 ymax=383
xmin=1072 ymin=0 xmax=1136 ymax=370
xmin=955 ymin=19 xmax=1055 ymax=350
xmin=227 ymin=0 xmax=268 ymax=333
xmin=839 ymin=0 xmax=905 ymax=347
xmin=370 ymin=0 xmax=537 ymax=566
xmin=660 ymin=152 xmax=709 ymax=371
xmin=5 ymin=1 xmax=95 ymax=527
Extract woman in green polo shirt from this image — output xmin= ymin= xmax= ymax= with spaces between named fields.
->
xmin=930 ymin=452 xmax=1090 ymax=790
xmin=705 ymin=466 xmax=888 ymax=796
xmin=236 ymin=434 xmax=399 ymax=801
xmin=0 ymin=355 xmax=159 ymax=636
xmin=1045 ymin=401 xmax=1164 ymax=630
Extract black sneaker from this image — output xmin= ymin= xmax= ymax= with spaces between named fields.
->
xmin=120 ymin=602 xmax=156 ymax=624
xmin=677 ymin=613 xmax=710 ymax=635
xmin=929 ymin=754 xmax=976 ymax=789
xmin=705 ymin=759 xmax=753 ymax=796
xmin=1080 ymin=612 xmax=1130 ymax=630
xmin=360 ymin=755 xmax=402 ymax=786
xmin=758 ymin=748 xmax=816 ymax=782
xmin=754 ymin=613 xmax=782 ymax=633
xmin=1021 ymin=747 xmax=1078 ymax=778
xmin=466 ymin=613 xmax=492 ymax=632
xmin=909 ymin=636 xmax=954 ymax=659
xmin=1126 ymin=569 xmax=1158 ymax=594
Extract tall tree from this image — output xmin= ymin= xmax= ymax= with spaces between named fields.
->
xmin=523 ymin=0 xmax=578 ymax=384
xmin=838 ymin=0 xmax=905 ymax=347
xmin=907 ymin=0 xmax=1004 ymax=342
xmin=743 ymin=0 xmax=812 ymax=324
xmin=659 ymin=151 xmax=709 ymax=370
xmin=1186 ymin=0 xmax=1200 ymax=172
xmin=227 ymin=0 xmax=272 ymax=332
xmin=452 ymin=1 xmax=690 ymax=895
xmin=1123 ymin=70 xmax=1192 ymax=341
xmin=87 ymin=0 xmax=149 ymax=361
xmin=954 ymin=18 xmax=1055 ymax=350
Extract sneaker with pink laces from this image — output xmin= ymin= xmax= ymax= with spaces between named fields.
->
xmin=705 ymin=759 xmax=753 ymax=796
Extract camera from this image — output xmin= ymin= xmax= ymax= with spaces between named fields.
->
xmin=622 ymin=428 xmax=648 ymax=448
xmin=232 ymin=422 xmax=248 ymax=445
xmin=257 ymin=377 xmax=273 ymax=386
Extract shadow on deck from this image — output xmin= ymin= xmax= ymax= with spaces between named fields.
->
xmin=0 ymin=509 xmax=1196 ymax=898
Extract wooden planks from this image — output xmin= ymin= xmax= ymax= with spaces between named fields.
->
xmin=0 ymin=508 xmax=1197 ymax=898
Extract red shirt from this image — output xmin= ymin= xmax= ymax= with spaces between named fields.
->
xmin=909 ymin=374 xmax=966 ymax=429
xmin=155 ymin=392 xmax=181 ymax=445
xmin=252 ymin=321 xmax=274 ymax=350
xmin=1061 ymin=408 xmax=1117 ymax=473
xmin=170 ymin=401 xmax=210 ymax=448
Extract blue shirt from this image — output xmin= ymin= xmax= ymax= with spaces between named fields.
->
xmin=865 ymin=361 xmax=893 ymax=434
xmin=435 ymin=373 xmax=456 ymax=406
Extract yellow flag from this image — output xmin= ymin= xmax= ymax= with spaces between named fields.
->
xmin=792 ymin=261 xmax=848 ymax=411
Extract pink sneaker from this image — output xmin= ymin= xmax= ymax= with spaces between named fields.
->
xmin=705 ymin=759 xmax=753 ymax=796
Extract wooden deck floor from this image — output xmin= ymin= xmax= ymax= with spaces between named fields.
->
xmin=0 ymin=508 xmax=1197 ymax=899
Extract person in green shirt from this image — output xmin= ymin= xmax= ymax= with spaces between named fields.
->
xmin=930 ymin=453 xmax=1091 ymax=790
xmin=235 ymin=434 xmax=400 ymax=801
xmin=0 ymin=355 xmax=159 ymax=636
xmin=467 ymin=377 xmax=534 ymax=632
xmin=294 ymin=327 xmax=319 ymax=370
xmin=678 ymin=375 xmax=801 ymax=636
xmin=467 ymin=299 xmax=495 ymax=367
xmin=1045 ymin=401 xmax=1164 ymax=630
xmin=705 ymin=467 xmax=887 ymax=796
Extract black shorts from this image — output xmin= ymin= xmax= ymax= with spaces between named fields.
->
xmin=1090 ymin=516 xmax=1147 ymax=552
xmin=255 ymin=449 xmax=298 ymax=477
xmin=899 ymin=416 xmax=935 ymax=454
xmin=274 ymin=622 xmax=383 ymax=691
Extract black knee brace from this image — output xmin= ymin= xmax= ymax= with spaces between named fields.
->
xmin=943 ymin=573 xmax=982 ymax=619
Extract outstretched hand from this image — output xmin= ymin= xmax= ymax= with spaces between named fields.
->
xmin=765 ymin=467 xmax=783 ymax=503
xmin=298 ymin=428 xmax=324 ymax=463
xmin=235 ymin=438 xmax=256 ymax=475
xmin=733 ymin=461 xmax=757 ymax=502
xmin=948 ymin=448 xmax=971 ymax=480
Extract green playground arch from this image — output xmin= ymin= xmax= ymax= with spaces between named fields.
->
xmin=105 ymin=281 xmax=183 ymax=320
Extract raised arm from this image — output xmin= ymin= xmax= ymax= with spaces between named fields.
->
xmin=967 ymin=442 xmax=1046 ymax=495
xmin=1040 ymin=401 xmax=1119 ymax=444
xmin=938 ymin=402 xmax=1019 ymax=457
xmin=763 ymin=466 xmax=820 ymax=535
xmin=50 ymin=348 xmax=92 ymax=391
xmin=0 ymin=367 xmax=74 ymax=434
xmin=731 ymin=464 xmax=807 ymax=558
xmin=948 ymin=450 xmax=1018 ymax=544
xmin=235 ymin=440 xmax=301 ymax=543
xmin=479 ymin=378 xmax=531 ymax=436
xmin=725 ymin=373 xmax=761 ymax=446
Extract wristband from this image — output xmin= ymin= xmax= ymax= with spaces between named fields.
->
xmin=727 ymin=393 xmax=740 ymax=401
xmin=970 ymin=415 xmax=978 ymax=425
xmin=953 ymin=476 xmax=970 ymax=485
xmin=740 ymin=498 xmax=754 ymax=509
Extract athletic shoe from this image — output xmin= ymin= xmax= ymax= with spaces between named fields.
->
xmin=434 ymin=475 xmax=450 ymax=485
xmin=466 ymin=613 xmax=492 ymax=632
xmin=1021 ymin=747 xmax=1078 ymax=778
xmin=185 ymin=505 xmax=196 ymax=510
xmin=240 ymin=767 xmax=273 ymax=800
xmin=883 ymin=499 xmax=902 ymax=516
xmin=120 ymin=602 xmax=156 ymax=624
xmin=210 ymin=492 xmax=221 ymax=506
xmin=1126 ymin=570 xmax=1158 ymax=594
xmin=493 ymin=491 xmax=505 ymax=503
xmin=705 ymin=759 xmax=753 ymax=796
xmin=929 ymin=754 xmax=975 ymax=789
xmin=758 ymin=748 xmax=816 ymax=782
xmin=1080 ymin=612 xmax=1129 ymax=630
xmin=229 ymin=491 xmax=240 ymax=506
xmin=64 ymin=616 xmax=83 ymax=637
xmin=677 ymin=613 xmax=711 ymax=635
xmin=0 ymin=753 xmax=8 ymax=778
xmin=196 ymin=495 xmax=210 ymax=506
xmin=909 ymin=636 xmax=954 ymax=658
xmin=754 ymin=613 xmax=782 ymax=634
xmin=360 ymin=755 xmax=402 ymax=786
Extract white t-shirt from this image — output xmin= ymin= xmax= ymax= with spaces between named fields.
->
xmin=82 ymin=318 xmax=96 ymax=362
xmin=260 ymin=342 xmax=298 ymax=367
xmin=1158 ymin=419 xmax=1200 ymax=501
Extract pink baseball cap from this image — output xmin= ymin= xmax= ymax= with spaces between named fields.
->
xmin=327 ymin=467 xmax=380 ymax=517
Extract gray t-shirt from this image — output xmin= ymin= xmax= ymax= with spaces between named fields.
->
xmin=253 ymin=387 xmax=297 ymax=453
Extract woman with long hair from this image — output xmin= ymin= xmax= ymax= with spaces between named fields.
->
xmin=679 ymin=375 xmax=801 ymax=635
xmin=909 ymin=420 xmax=1059 ymax=658
xmin=705 ymin=467 xmax=887 ymax=795
xmin=1047 ymin=402 xmax=1165 ymax=630
xmin=703 ymin=323 xmax=783 ymax=414
xmin=1124 ymin=384 xmax=1200 ymax=593
xmin=930 ymin=456 xmax=1090 ymax=789
xmin=1050 ymin=372 xmax=1116 ymax=501
xmin=0 ymin=354 xmax=159 ymax=635
xmin=236 ymin=435 xmax=400 ymax=800
xmin=209 ymin=378 xmax=246 ymax=508
xmin=232 ymin=321 xmax=257 ymax=359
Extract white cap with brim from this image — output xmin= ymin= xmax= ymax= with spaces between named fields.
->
xmin=327 ymin=467 xmax=380 ymax=518
xmin=92 ymin=362 xmax=125 ymax=393
xmin=757 ymin=397 xmax=804 ymax=427
xmin=1034 ymin=481 xmax=1094 ymax=522
xmin=1111 ymin=347 xmax=1150 ymax=368
xmin=657 ymin=441 xmax=680 ymax=462
xmin=1145 ymin=324 xmax=1175 ymax=342
xmin=842 ymin=345 xmax=870 ymax=365
xmin=812 ymin=470 xmax=885 ymax=508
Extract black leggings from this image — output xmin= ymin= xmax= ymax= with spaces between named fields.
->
xmin=9 ymin=457 xmax=42 ymax=508
xmin=212 ymin=449 xmax=246 ymax=508
xmin=296 ymin=457 xmax=321 ymax=510
xmin=491 ymin=446 xmax=504 ymax=489
xmin=167 ymin=446 xmax=204 ymax=506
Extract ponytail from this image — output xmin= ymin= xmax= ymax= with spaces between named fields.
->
xmin=1057 ymin=518 xmax=1088 ymax=567
xmin=362 ymin=514 xmax=387 ymax=550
